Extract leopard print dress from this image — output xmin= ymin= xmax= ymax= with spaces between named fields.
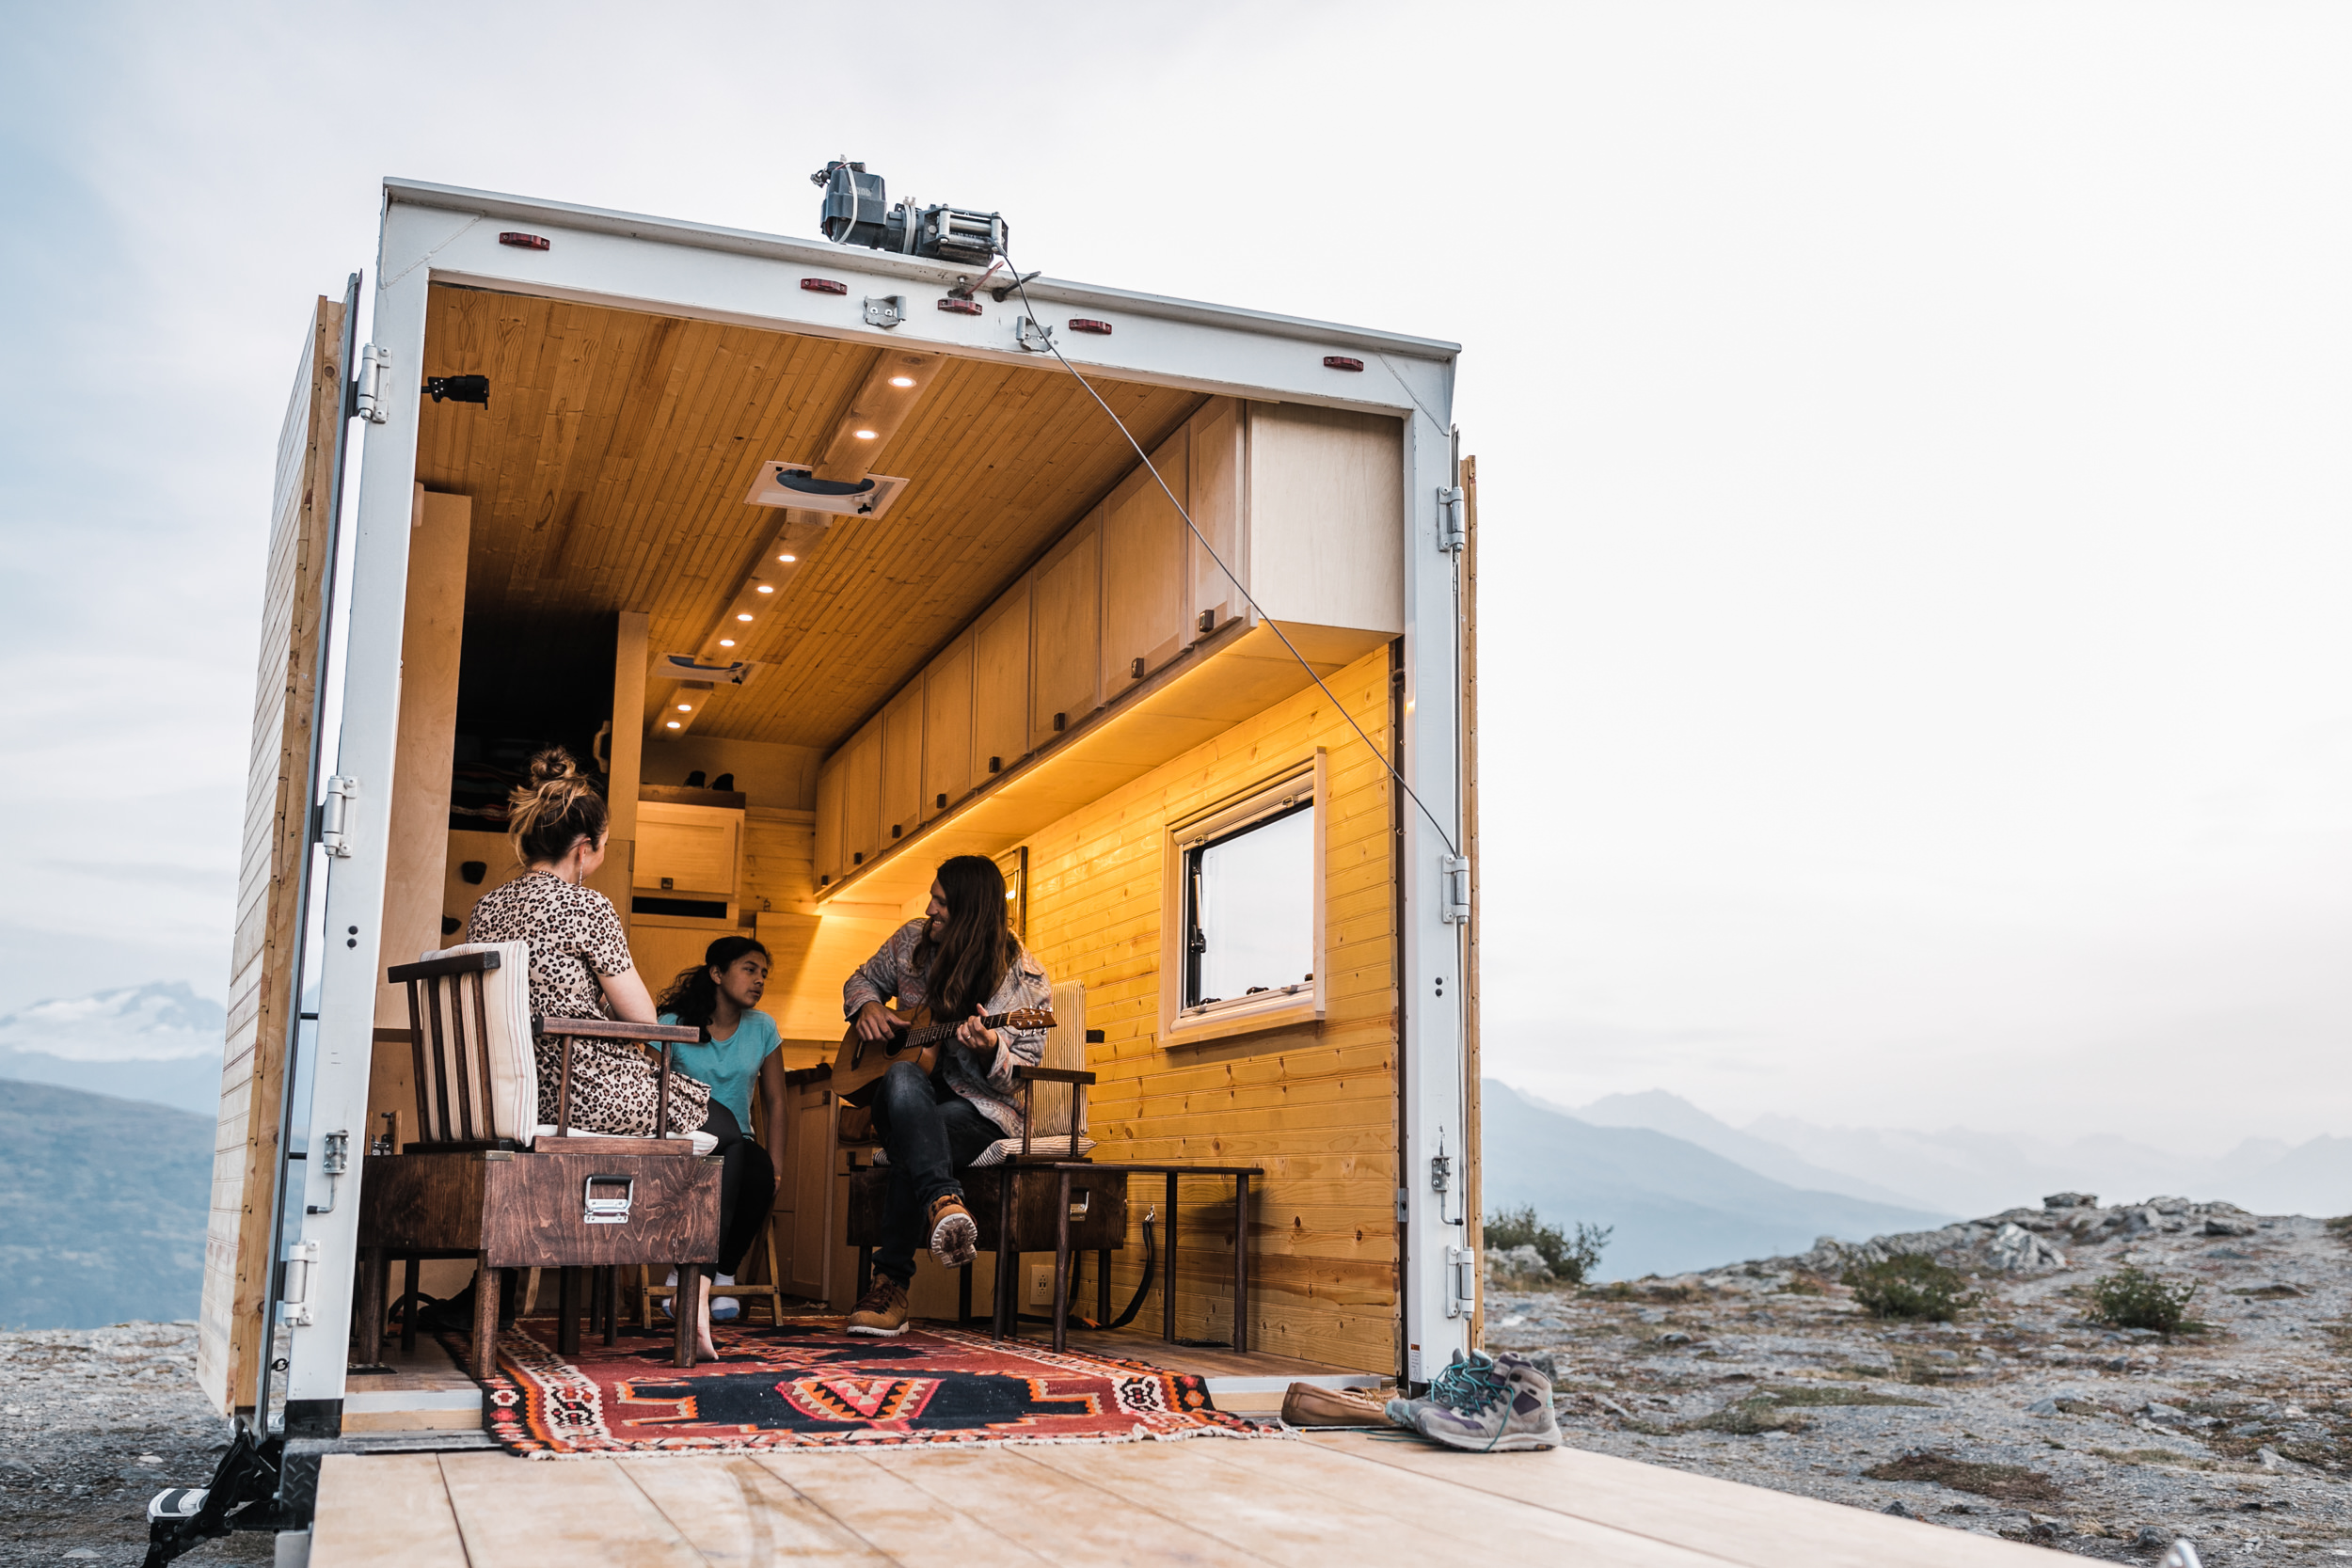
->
xmin=465 ymin=870 xmax=711 ymax=1136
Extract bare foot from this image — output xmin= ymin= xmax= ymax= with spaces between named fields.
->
xmin=696 ymin=1290 xmax=718 ymax=1362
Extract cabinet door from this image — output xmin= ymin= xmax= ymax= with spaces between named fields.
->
xmin=972 ymin=578 xmax=1029 ymax=781
xmin=634 ymin=803 xmax=742 ymax=896
xmin=880 ymin=685 xmax=924 ymax=847
xmin=1101 ymin=424 xmax=1188 ymax=692
xmin=840 ymin=718 xmax=882 ymax=871
xmin=1188 ymin=398 xmax=1247 ymax=637
xmin=921 ymin=634 xmax=973 ymax=821
xmin=1029 ymin=508 xmax=1102 ymax=752
xmin=814 ymin=753 xmax=845 ymax=885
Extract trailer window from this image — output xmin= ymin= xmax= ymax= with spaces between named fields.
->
xmin=1182 ymin=794 xmax=1315 ymax=1016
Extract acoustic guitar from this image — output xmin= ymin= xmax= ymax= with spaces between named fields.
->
xmin=831 ymin=1006 xmax=1057 ymax=1103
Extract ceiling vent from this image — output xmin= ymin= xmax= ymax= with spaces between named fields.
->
xmin=744 ymin=463 xmax=910 ymax=519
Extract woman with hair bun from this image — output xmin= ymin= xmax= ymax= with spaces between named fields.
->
xmin=655 ymin=936 xmax=784 ymax=1322
xmin=463 ymin=746 xmax=744 ymax=1360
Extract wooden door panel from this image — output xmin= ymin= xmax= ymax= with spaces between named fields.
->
xmin=972 ymin=579 xmax=1029 ymax=781
xmin=880 ymin=685 xmax=924 ymax=846
xmin=840 ymin=720 xmax=882 ymax=870
xmin=1188 ymin=398 xmax=1247 ymax=636
xmin=921 ymin=635 xmax=973 ymax=821
xmin=1101 ymin=426 xmax=1188 ymax=693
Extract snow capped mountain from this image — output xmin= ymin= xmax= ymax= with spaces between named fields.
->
xmin=0 ymin=981 xmax=225 ymax=1062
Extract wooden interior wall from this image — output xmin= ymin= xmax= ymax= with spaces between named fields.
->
xmin=1022 ymin=647 xmax=1399 ymax=1373
xmin=199 ymin=294 xmax=343 ymax=1414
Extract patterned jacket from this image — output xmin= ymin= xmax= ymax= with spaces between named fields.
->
xmin=842 ymin=919 xmax=1051 ymax=1137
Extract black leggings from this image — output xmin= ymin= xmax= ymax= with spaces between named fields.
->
xmin=695 ymin=1101 xmax=776 ymax=1278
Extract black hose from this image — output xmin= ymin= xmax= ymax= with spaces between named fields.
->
xmin=1016 ymin=1210 xmax=1156 ymax=1332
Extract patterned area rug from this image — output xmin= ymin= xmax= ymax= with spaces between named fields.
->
xmin=466 ymin=1318 xmax=1280 ymax=1456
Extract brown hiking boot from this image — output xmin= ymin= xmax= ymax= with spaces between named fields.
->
xmin=927 ymin=1193 xmax=979 ymax=1268
xmin=845 ymin=1274 xmax=911 ymax=1337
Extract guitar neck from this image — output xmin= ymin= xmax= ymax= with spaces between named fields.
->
xmin=904 ymin=1011 xmax=1011 ymax=1048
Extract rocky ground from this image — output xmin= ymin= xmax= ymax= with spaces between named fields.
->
xmin=1487 ymin=1195 xmax=2352 ymax=1563
xmin=0 ymin=1322 xmax=267 ymax=1568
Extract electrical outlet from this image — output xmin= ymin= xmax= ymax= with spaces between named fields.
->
xmin=1027 ymin=1263 xmax=1055 ymax=1307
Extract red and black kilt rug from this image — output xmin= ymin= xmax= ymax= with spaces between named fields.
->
xmin=460 ymin=1318 xmax=1280 ymax=1457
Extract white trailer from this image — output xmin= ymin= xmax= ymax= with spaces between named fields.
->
xmin=195 ymin=173 xmax=1479 ymax=1499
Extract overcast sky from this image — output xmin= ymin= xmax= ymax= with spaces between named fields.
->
xmin=1 ymin=0 xmax=2344 ymax=1152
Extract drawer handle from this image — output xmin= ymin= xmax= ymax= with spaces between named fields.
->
xmin=583 ymin=1174 xmax=635 ymax=1225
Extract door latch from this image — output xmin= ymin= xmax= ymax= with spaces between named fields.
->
xmin=583 ymin=1175 xmax=636 ymax=1225
xmin=353 ymin=344 xmax=391 ymax=424
xmin=318 ymin=776 xmax=359 ymax=858
xmin=305 ymin=1130 xmax=348 ymax=1214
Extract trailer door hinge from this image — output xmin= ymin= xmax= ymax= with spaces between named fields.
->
xmin=353 ymin=344 xmax=391 ymax=424
xmin=278 ymin=1241 xmax=320 ymax=1326
xmin=1437 ymin=485 xmax=1466 ymax=553
xmin=863 ymin=294 xmax=907 ymax=330
xmin=1439 ymin=853 xmax=1470 ymax=924
xmin=1446 ymin=1245 xmax=1477 ymax=1319
xmin=318 ymin=776 xmax=359 ymax=858
xmin=1016 ymin=316 xmax=1056 ymax=354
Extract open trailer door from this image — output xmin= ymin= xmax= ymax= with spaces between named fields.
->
xmin=197 ymin=281 xmax=358 ymax=1417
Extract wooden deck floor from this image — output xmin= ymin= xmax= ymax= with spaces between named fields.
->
xmin=310 ymin=1431 xmax=2052 ymax=1566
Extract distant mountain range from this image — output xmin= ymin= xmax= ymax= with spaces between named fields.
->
xmin=1480 ymin=1080 xmax=1953 ymax=1279
xmin=0 ymin=981 xmax=225 ymax=1116
xmin=0 ymin=1081 xmax=212 ymax=1329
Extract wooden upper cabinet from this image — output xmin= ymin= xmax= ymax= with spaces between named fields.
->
xmin=1245 ymin=402 xmax=1405 ymax=634
xmin=840 ymin=718 xmax=883 ymax=870
xmin=1029 ymin=508 xmax=1102 ymax=752
xmin=972 ymin=578 xmax=1030 ymax=782
xmin=880 ymin=685 xmax=924 ymax=847
xmin=814 ymin=753 xmax=845 ymax=884
xmin=1188 ymin=398 xmax=1247 ymax=636
xmin=1101 ymin=424 xmax=1189 ymax=692
xmin=921 ymin=634 xmax=974 ymax=822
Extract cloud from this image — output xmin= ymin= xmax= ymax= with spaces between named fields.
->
xmin=0 ymin=981 xmax=227 ymax=1062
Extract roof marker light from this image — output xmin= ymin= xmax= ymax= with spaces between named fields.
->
xmin=937 ymin=298 xmax=982 ymax=317
xmin=1323 ymin=356 xmax=1364 ymax=372
xmin=1068 ymin=318 xmax=1113 ymax=336
xmin=802 ymin=278 xmax=849 ymax=294
xmin=499 ymin=231 xmax=550 ymax=250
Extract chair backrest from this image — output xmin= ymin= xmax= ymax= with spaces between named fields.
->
xmin=391 ymin=942 xmax=536 ymax=1147
xmin=1028 ymin=980 xmax=1089 ymax=1138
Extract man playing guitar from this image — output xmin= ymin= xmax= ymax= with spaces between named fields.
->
xmin=840 ymin=855 xmax=1052 ymax=1336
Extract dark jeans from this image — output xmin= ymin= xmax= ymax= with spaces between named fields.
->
xmin=869 ymin=1060 xmax=999 ymax=1284
xmin=695 ymin=1100 xmax=777 ymax=1278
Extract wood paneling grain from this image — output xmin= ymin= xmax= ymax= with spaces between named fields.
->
xmin=920 ymin=635 xmax=974 ymax=823
xmin=1028 ymin=511 xmax=1101 ymax=752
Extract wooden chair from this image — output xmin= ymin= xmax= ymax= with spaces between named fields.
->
xmin=355 ymin=944 xmax=720 ymax=1378
xmin=843 ymin=981 xmax=1129 ymax=1344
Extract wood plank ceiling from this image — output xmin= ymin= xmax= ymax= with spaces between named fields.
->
xmin=415 ymin=284 xmax=1203 ymax=753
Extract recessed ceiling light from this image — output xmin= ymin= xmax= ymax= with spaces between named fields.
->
xmin=853 ymin=428 xmax=878 ymax=439
xmin=737 ymin=612 xmax=754 ymax=622
xmin=755 ymin=583 xmax=774 ymax=594
xmin=676 ymin=703 xmax=691 ymax=712
xmin=888 ymin=375 xmax=914 ymax=388
xmin=665 ymin=721 xmax=681 ymax=730
xmin=777 ymin=553 xmax=796 ymax=563
xmin=718 ymin=638 xmax=736 ymax=647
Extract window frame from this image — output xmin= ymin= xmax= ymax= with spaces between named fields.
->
xmin=1159 ymin=751 xmax=1327 ymax=1045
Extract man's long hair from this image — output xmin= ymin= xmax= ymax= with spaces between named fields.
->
xmin=919 ymin=855 xmax=1020 ymax=1020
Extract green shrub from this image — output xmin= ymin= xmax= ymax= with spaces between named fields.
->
xmin=1486 ymin=1206 xmax=1613 ymax=1285
xmin=1841 ymin=1254 xmax=1979 ymax=1322
xmin=2089 ymin=1265 xmax=2199 ymax=1334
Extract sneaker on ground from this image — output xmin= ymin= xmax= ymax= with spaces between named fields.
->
xmin=1384 ymin=1349 xmax=1492 ymax=1429
xmin=659 ymin=1267 xmax=679 ymax=1319
xmin=1280 ymin=1382 xmax=1391 ymax=1428
xmin=1413 ymin=1356 xmax=1562 ymax=1452
xmin=845 ymin=1274 xmax=912 ymax=1337
xmin=710 ymin=1273 xmax=739 ymax=1323
xmin=926 ymin=1193 xmax=979 ymax=1269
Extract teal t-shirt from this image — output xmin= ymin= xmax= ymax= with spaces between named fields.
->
xmin=659 ymin=1009 xmax=782 ymax=1132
